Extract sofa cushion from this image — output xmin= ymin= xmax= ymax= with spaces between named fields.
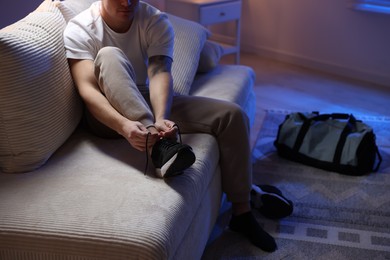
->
xmin=53 ymin=0 xmax=96 ymax=23
xmin=191 ymin=65 xmax=257 ymax=127
xmin=167 ymin=14 xmax=210 ymax=95
xmin=197 ymin=40 xmax=224 ymax=73
xmin=54 ymin=1 xmax=209 ymax=96
xmin=0 ymin=131 xmax=221 ymax=259
xmin=0 ymin=1 xmax=82 ymax=173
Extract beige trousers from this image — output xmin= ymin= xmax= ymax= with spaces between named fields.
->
xmin=89 ymin=47 xmax=252 ymax=203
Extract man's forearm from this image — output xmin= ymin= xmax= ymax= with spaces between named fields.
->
xmin=83 ymin=88 xmax=130 ymax=135
xmin=149 ymin=72 xmax=173 ymax=122
xmin=147 ymin=55 xmax=174 ymax=123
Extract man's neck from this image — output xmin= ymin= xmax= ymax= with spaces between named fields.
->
xmin=100 ymin=10 xmax=132 ymax=33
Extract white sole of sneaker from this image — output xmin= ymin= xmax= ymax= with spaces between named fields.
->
xmin=155 ymin=153 xmax=178 ymax=178
xmin=251 ymin=184 xmax=291 ymax=207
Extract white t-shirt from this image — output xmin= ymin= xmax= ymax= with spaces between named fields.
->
xmin=63 ymin=1 xmax=174 ymax=86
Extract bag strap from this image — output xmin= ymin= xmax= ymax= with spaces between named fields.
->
xmin=333 ymin=114 xmax=357 ymax=165
xmin=292 ymin=113 xmax=355 ymax=154
xmin=292 ymin=113 xmax=313 ymax=152
xmin=333 ymin=115 xmax=382 ymax=172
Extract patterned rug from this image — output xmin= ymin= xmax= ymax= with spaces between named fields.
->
xmin=202 ymin=110 xmax=390 ymax=260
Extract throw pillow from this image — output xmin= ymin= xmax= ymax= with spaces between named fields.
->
xmin=53 ymin=0 xmax=96 ymax=22
xmin=0 ymin=2 xmax=83 ymax=173
xmin=167 ymin=14 xmax=210 ymax=95
xmin=197 ymin=40 xmax=224 ymax=73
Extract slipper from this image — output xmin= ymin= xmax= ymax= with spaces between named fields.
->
xmin=250 ymin=184 xmax=293 ymax=219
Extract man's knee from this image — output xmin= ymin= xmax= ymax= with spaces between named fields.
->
xmin=226 ymin=102 xmax=249 ymax=126
xmin=95 ymin=47 xmax=125 ymax=67
xmin=94 ymin=46 xmax=136 ymax=80
xmin=96 ymin=46 xmax=123 ymax=61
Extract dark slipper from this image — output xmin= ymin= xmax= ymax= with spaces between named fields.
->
xmin=250 ymin=184 xmax=293 ymax=219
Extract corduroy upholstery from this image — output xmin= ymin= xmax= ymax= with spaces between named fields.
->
xmin=0 ymin=1 xmax=82 ymax=173
xmin=0 ymin=0 xmax=256 ymax=259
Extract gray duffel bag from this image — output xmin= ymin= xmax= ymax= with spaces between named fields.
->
xmin=274 ymin=112 xmax=382 ymax=176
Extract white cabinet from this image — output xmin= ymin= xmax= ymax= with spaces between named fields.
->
xmin=166 ymin=0 xmax=242 ymax=64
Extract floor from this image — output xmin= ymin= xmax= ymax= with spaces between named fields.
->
xmin=203 ymin=52 xmax=390 ymax=259
xmin=221 ymin=52 xmax=390 ymax=149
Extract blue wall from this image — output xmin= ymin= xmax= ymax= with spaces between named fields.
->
xmin=0 ymin=0 xmax=42 ymax=29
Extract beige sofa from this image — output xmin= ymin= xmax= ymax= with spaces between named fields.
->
xmin=0 ymin=0 xmax=256 ymax=259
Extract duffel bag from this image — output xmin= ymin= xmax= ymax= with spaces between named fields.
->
xmin=274 ymin=112 xmax=382 ymax=176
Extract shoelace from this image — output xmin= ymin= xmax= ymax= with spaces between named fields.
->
xmin=172 ymin=123 xmax=182 ymax=143
xmin=145 ymin=132 xmax=152 ymax=175
xmin=144 ymin=124 xmax=182 ymax=176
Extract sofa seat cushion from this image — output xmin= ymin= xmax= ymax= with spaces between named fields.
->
xmin=0 ymin=130 xmax=221 ymax=259
xmin=190 ymin=65 xmax=257 ymax=126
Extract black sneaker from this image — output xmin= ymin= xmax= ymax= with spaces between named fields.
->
xmin=151 ymin=138 xmax=196 ymax=178
xmin=251 ymin=184 xmax=293 ymax=219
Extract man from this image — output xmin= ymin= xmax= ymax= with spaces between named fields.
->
xmin=64 ymin=0 xmax=291 ymax=252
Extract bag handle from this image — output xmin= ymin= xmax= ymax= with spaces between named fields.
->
xmin=293 ymin=113 xmax=356 ymax=153
xmin=312 ymin=113 xmax=354 ymax=122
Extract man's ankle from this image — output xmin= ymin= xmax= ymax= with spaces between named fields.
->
xmin=229 ymin=211 xmax=277 ymax=252
xmin=232 ymin=202 xmax=251 ymax=216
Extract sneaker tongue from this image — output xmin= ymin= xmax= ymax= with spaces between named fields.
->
xmin=159 ymin=139 xmax=177 ymax=148
xmin=152 ymin=139 xmax=177 ymax=160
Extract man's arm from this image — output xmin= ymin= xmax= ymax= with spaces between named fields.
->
xmin=147 ymin=55 xmax=177 ymax=137
xmin=68 ymin=59 xmax=152 ymax=151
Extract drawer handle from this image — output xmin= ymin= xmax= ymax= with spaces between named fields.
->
xmin=219 ymin=12 xmax=226 ymax=16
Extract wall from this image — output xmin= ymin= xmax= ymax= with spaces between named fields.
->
xmin=0 ymin=0 xmax=43 ymax=29
xmin=2 ymin=0 xmax=389 ymax=86
xmin=144 ymin=0 xmax=165 ymax=10
xmin=240 ymin=0 xmax=390 ymax=86
xmin=152 ymin=0 xmax=390 ymax=86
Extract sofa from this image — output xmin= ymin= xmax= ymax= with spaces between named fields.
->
xmin=0 ymin=0 xmax=256 ymax=259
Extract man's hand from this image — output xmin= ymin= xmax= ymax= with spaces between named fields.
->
xmin=121 ymin=120 xmax=159 ymax=151
xmin=154 ymin=119 xmax=178 ymax=140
